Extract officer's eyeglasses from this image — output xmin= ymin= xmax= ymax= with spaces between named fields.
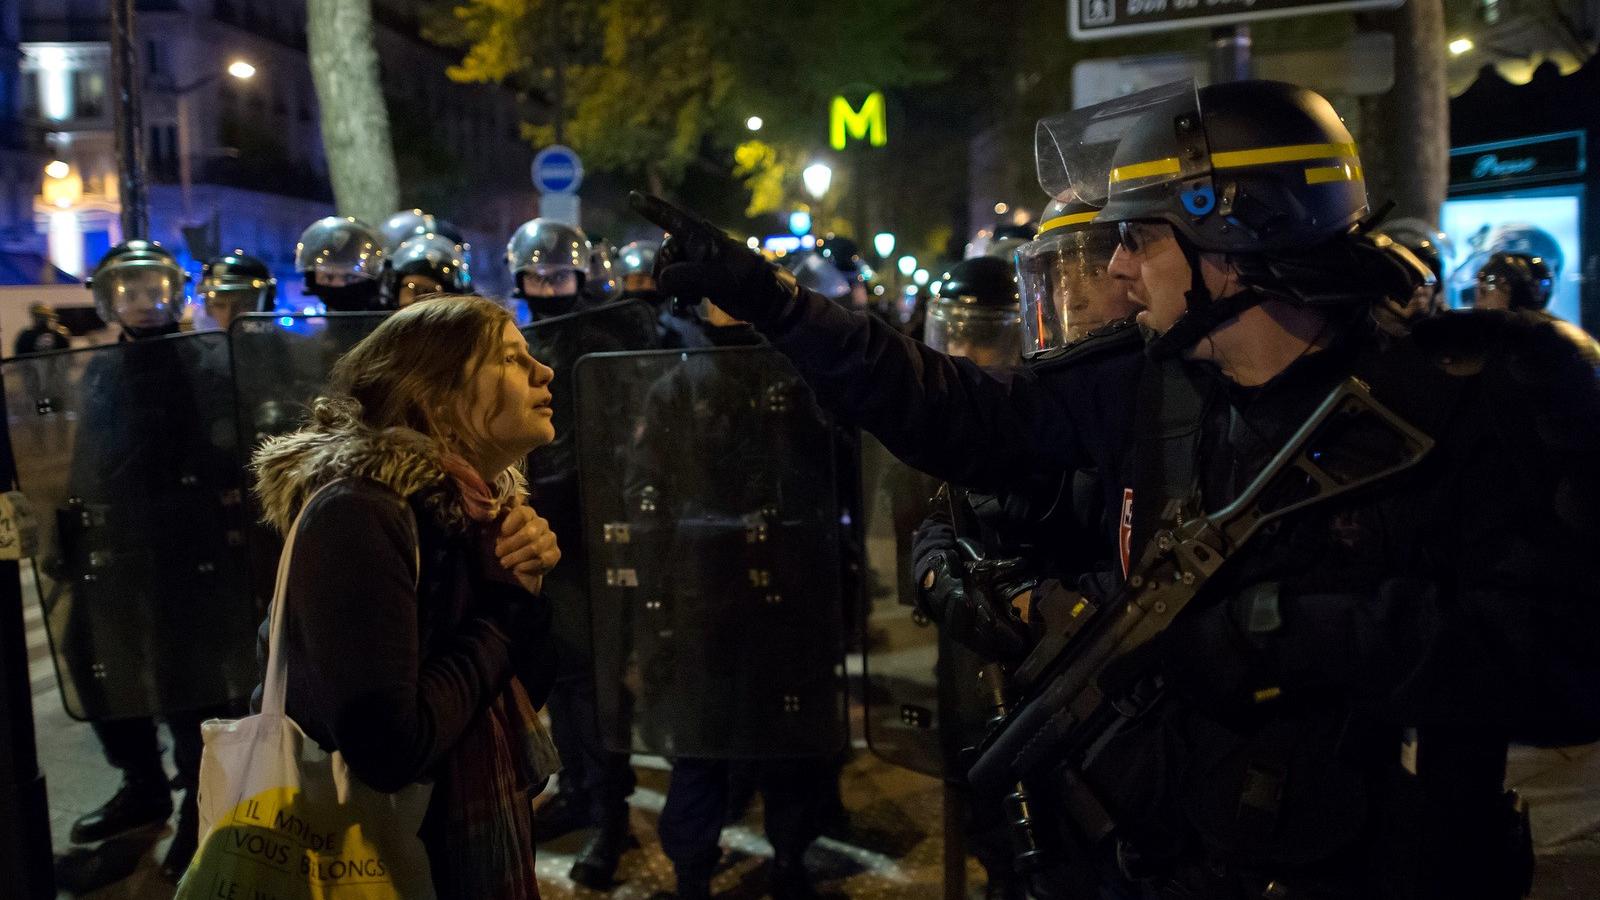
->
xmin=1116 ymin=222 xmax=1168 ymax=255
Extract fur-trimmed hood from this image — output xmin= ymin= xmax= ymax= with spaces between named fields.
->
xmin=252 ymin=418 xmax=524 ymax=535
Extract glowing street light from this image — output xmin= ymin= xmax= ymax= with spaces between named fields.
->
xmin=873 ymin=232 xmax=896 ymax=258
xmin=913 ymin=268 xmax=930 ymax=286
xmin=802 ymin=162 xmax=833 ymax=200
xmin=44 ymin=160 xmax=70 ymax=180
xmin=897 ymin=255 xmax=917 ymax=277
xmin=746 ymin=116 xmax=764 ymax=132
xmin=227 ymin=59 xmax=257 ymax=80
xmin=1449 ymin=38 xmax=1474 ymax=56
xmin=789 ymin=210 xmax=813 ymax=236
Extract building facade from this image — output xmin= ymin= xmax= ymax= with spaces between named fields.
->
xmin=14 ymin=0 xmax=536 ymax=303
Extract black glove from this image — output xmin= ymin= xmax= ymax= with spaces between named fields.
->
xmin=628 ymin=192 xmax=802 ymax=327
xmin=916 ymin=549 xmax=1031 ymax=663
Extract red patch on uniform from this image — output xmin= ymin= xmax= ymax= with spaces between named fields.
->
xmin=1119 ymin=488 xmax=1134 ymax=579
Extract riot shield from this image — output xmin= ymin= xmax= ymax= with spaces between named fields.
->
xmin=3 ymin=333 xmax=257 ymax=721
xmin=859 ymin=435 xmax=1008 ymax=778
xmin=578 ymin=346 xmax=849 ymax=758
xmin=229 ymin=312 xmax=392 ymax=447
xmin=229 ymin=312 xmax=390 ymax=611
xmin=521 ymin=299 xmax=660 ymax=678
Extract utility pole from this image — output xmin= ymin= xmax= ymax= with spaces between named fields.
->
xmin=109 ymin=0 xmax=147 ymax=240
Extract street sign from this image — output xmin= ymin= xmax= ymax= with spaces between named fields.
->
xmin=532 ymin=144 xmax=584 ymax=195
xmin=1070 ymin=0 xmax=1402 ymax=41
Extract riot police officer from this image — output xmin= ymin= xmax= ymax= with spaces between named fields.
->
xmin=631 ymin=77 xmax=1600 ymax=898
xmin=197 ymin=250 xmax=277 ymax=331
xmin=507 ymin=218 xmax=590 ymax=320
xmin=57 ymin=240 xmax=245 ymax=887
xmin=295 ymin=216 xmax=386 ymax=311
xmin=1015 ymin=197 xmax=1142 ymax=354
xmin=1472 ymin=251 xmax=1600 ymax=362
xmin=617 ymin=239 xmax=706 ymax=349
xmin=816 ymin=234 xmax=873 ymax=311
xmin=13 ymin=302 xmax=71 ymax=356
xmin=379 ymin=233 xmax=471 ymax=308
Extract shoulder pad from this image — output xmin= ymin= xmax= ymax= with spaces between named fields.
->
xmin=1027 ymin=316 xmax=1142 ymax=374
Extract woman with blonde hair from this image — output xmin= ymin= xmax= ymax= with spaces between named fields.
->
xmin=252 ymin=295 xmax=561 ymax=898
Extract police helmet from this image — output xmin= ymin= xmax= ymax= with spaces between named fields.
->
xmin=379 ymin=209 xmax=465 ymax=254
xmin=1015 ymin=197 xmax=1137 ymax=357
xmin=817 ymin=235 xmax=870 ymax=281
xmin=926 ymin=255 xmax=1023 ymax=364
xmin=1474 ymin=252 xmax=1554 ymax=311
xmin=87 ymin=240 xmax=189 ymax=333
xmin=506 ymin=218 xmax=589 ymax=302
xmin=382 ymin=234 xmax=472 ymax=308
xmin=1374 ymin=218 xmax=1452 ymax=284
xmin=988 ymin=222 xmax=1036 ymax=264
xmin=200 ymin=251 xmax=277 ymax=326
xmin=295 ymin=217 xmax=384 ymax=310
xmin=618 ymin=240 xmax=659 ymax=293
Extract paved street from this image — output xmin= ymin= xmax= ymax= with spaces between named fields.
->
xmin=19 ymin=560 xmax=1600 ymax=899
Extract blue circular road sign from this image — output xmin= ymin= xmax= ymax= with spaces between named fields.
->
xmin=532 ymin=145 xmax=584 ymax=194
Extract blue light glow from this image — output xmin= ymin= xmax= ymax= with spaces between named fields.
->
xmin=279 ymin=316 xmax=294 ymax=326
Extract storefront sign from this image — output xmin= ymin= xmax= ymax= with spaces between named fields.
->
xmin=1070 ymin=0 xmax=1401 ymax=40
xmin=1449 ymin=132 xmax=1586 ymax=192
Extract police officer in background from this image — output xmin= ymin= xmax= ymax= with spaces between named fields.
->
xmin=632 ymin=77 xmax=1600 ymax=898
xmin=619 ymin=239 xmax=706 ymax=349
xmin=295 ymin=216 xmax=386 ymax=311
xmin=816 ymin=235 xmax=873 ymax=312
xmin=928 ymin=255 xmax=1025 ymax=367
xmin=196 ymin=251 xmax=277 ymax=331
xmin=1375 ymin=219 xmax=1451 ymax=318
xmin=13 ymin=302 xmax=71 ymax=356
xmin=379 ymin=233 xmax=472 ymax=309
xmin=507 ymin=217 xmax=591 ymax=320
xmin=1472 ymin=251 xmax=1600 ymax=363
xmin=56 ymin=241 xmax=239 ymax=888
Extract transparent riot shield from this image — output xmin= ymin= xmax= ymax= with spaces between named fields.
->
xmin=859 ymin=436 xmax=1012 ymax=778
xmin=229 ymin=312 xmax=392 ymax=448
xmin=229 ymin=312 xmax=390 ymax=611
xmin=521 ymin=299 xmax=660 ymax=678
xmin=578 ymin=346 xmax=849 ymax=758
xmin=3 ymin=333 xmax=257 ymax=721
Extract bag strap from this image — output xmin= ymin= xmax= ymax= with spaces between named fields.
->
xmin=258 ymin=479 xmax=421 ymax=717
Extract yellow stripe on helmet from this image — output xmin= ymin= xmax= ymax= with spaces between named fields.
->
xmin=1108 ymin=157 xmax=1182 ymax=184
xmin=1304 ymin=163 xmax=1364 ymax=185
xmin=1037 ymin=210 xmax=1100 ymax=236
xmin=1212 ymin=142 xmax=1359 ymax=169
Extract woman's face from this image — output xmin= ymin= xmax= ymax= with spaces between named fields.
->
xmin=461 ymin=322 xmax=556 ymax=463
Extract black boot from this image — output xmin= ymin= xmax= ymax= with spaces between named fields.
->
xmin=770 ymin=855 xmax=817 ymax=900
xmin=568 ymin=819 xmax=638 ymax=889
xmin=533 ymin=790 xmax=592 ymax=843
xmin=160 ymin=790 xmax=200 ymax=881
xmin=70 ymin=775 xmax=173 ymax=844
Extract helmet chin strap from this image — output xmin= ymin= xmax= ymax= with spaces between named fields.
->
xmin=1144 ymin=236 xmax=1266 ymax=360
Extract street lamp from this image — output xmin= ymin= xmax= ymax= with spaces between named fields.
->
xmin=745 ymin=115 xmax=763 ymax=132
xmin=227 ymin=60 xmax=257 ymax=80
xmin=1448 ymin=37 xmax=1474 ymax=55
xmin=44 ymin=160 xmax=70 ymax=180
xmin=788 ymin=210 xmax=813 ymax=237
xmin=913 ymin=268 xmax=930 ymax=286
xmin=873 ymin=232 xmax=895 ymax=258
xmin=803 ymin=162 xmax=833 ymax=200
xmin=897 ymin=255 xmax=917 ymax=277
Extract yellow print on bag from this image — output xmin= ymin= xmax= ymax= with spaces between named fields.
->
xmin=185 ymin=786 xmax=404 ymax=900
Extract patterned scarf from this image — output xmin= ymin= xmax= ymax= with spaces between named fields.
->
xmin=437 ymin=452 xmax=556 ymax=900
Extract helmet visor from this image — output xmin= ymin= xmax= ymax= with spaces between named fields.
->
xmin=94 ymin=264 xmax=184 ymax=329
xmin=295 ymin=227 xmax=382 ymax=281
xmin=1035 ymin=78 xmax=1201 ymax=205
xmin=925 ymin=303 xmax=1023 ymax=367
xmin=1016 ymin=226 xmax=1125 ymax=356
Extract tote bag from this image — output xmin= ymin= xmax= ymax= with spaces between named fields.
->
xmin=176 ymin=481 xmax=436 ymax=900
